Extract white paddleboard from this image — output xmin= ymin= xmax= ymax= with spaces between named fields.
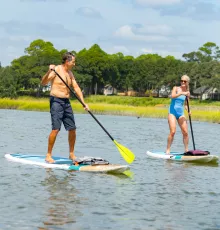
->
xmin=5 ymin=153 xmax=129 ymax=174
xmin=146 ymin=151 xmax=219 ymax=163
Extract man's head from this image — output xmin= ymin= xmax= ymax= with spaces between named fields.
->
xmin=62 ymin=52 xmax=76 ymax=68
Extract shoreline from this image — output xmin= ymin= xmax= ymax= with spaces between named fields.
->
xmin=0 ymin=97 xmax=220 ymax=124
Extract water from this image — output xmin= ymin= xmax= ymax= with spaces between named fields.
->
xmin=0 ymin=109 xmax=220 ymax=230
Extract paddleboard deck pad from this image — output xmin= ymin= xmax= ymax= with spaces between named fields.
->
xmin=5 ymin=154 xmax=129 ymax=173
xmin=146 ymin=151 xmax=219 ymax=163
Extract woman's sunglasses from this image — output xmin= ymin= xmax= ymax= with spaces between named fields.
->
xmin=181 ymin=80 xmax=187 ymax=83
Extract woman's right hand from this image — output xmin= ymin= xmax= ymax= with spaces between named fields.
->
xmin=182 ymin=91 xmax=190 ymax=97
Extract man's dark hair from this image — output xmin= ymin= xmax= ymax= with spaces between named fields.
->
xmin=62 ymin=52 xmax=75 ymax=64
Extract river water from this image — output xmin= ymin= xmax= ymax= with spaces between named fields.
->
xmin=0 ymin=109 xmax=220 ymax=230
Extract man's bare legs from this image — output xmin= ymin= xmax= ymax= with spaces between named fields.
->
xmin=178 ymin=116 xmax=189 ymax=152
xmin=45 ymin=129 xmax=59 ymax=163
xmin=69 ymin=129 xmax=76 ymax=160
xmin=166 ymin=114 xmax=176 ymax=154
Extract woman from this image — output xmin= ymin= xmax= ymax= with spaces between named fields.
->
xmin=166 ymin=75 xmax=191 ymax=154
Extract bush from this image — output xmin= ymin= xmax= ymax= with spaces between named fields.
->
xmin=17 ymin=89 xmax=50 ymax=97
xmin=0 ymin=86 xmax=17 ymax=98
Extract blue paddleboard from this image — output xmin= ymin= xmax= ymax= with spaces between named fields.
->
xmin=5 ymin=153 xmax=129 ymax=173
xmin=146 ymin=151 xmax=218 ymax=163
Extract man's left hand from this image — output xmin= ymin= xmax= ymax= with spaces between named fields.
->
xmin=84 ymin=104 xmax=89 ymax=111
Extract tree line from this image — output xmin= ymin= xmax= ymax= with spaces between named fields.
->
xmin=0 ymin=39 xmax=220 ymax=98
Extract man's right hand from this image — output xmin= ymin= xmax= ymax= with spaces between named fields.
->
xmin=41 ymin=64 xmax=56 ymax=85
xmin=49 ymin=64 xmax=56 ymax=71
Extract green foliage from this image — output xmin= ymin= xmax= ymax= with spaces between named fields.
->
xmin=73 ymin=72 xmax=92 ymax=92
xmin=1 ymin=96 xmax=220 ymax=123
xmin=9 ymin=39 xmax=63 ymax=96
xmin=85 ymin=95 xmax=170 ymax=106
xmin=0 ymin=66 xmax=17 ymax=98
xmin=183 ymin=42 xmax=220 ymax=63
xmin=201 ymin=74 xmax=220 ymax=89
xmin=1 ymin=39 xmax=220 ymax=100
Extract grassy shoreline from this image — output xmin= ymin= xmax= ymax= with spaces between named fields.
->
xmin=0 ymin=96 xmax=220 ymax=123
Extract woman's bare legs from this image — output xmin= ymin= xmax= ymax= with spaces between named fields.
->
xmin=178 ymin=116 xmax=189 ymax=152
xmin=166 ymin=114 xmax=176 ymax=154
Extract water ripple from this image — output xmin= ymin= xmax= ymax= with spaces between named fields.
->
xmin=0 ymin=110 xmax=220 ymax=229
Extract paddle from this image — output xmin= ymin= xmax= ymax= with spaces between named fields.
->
xmin=186 ymin=97 xmax=196 ymax=150
xmin=51 ymin=69 xmax=135 ymax=164
xmin=185 ymin=98 xmax=210 ymax=156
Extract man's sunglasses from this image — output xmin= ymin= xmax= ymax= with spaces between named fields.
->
xmin=181 ymin=80 xmax=187 ymax=83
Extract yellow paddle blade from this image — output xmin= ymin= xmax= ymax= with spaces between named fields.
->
xmin=123 ymin=170 xmax=134 ymax=178
xmin=113 ymin=140 xmax=135 ymax=164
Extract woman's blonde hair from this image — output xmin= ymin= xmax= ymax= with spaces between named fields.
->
xmin=181 ymin=75 xmax=190 ymax=91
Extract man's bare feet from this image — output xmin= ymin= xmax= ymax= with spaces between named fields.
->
xmin=69 ymin=153 xmax=79 ymax=165
xmin=45 ymin=154 xmax=55 ymax=163
xmin=165 ymin=150 xmax=170 ymax=155
xmin=69 ymin=153 xmax=76 ymax=161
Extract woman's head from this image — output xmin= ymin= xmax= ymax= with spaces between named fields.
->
xmin=181 ymin=75 xmax=190 ymax=91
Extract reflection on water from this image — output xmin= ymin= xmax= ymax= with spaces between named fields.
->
xmin=1 ymin=110 xmax=220 ymax=230
xmin=38 ymin=169 xmax=133 ymax=230
xmin=186 ymin=162 xmax=219 ymax=167
xmin=39 ymin=169 xmax=83 ymax=229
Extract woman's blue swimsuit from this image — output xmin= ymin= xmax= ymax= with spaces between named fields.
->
xmin=169 ymin=95 xmax=186 ymax=119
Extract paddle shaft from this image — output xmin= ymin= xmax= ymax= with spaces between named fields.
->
xmin=52 ymin=69 xmax=114 ymax=141
xmin=186 ymin=97 xmax=196 ymax=150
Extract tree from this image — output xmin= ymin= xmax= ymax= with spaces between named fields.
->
xmin=73 ymin=72 xmax=92 ymax=95
xmin=77 ymin=44 xmax=108 ymax=94
xmin=199 ymin=42 xmax=220 ymax=61
xmin=0 ymin=66 xmax=17 ymax=98
xmin=182 ymin=42 xmax=220 ymax=63
xmin=11 ymin=39 xmax=61 ymax=96
xmin=116 ymin=55 xmax=134 ymax=92
xmin=1 ymin=39 xmax=220 ymax=100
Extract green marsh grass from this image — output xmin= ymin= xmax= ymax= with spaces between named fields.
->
xmin=0 ymin=96 xmax=220 ymax=123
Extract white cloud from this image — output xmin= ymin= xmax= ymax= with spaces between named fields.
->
xmin=8 ymin=35 xmax=31 ymax=42
xmin=139 ymin=47 xmax=183 ymax=58
xmin=0 ymin=20 xmax=82 ymax=38
xmin=0 ymin=0 xmax=220 ymax=66
xmin=159 ymin=1 xmax=220 ymax=21
xmin=141 ymin=48 xmax=153 ymax=53
xmin=134 ymin=0 xmax=182 ymax=7
xmin=133 ymin=24 xmax=172 ymax=36
xmin=20 ymin=0 xmax=68 ymax=2
xmin=110 ymin=45 xmax=130 ymax=54
xmin=76 ymin=7 xmax=102 ymax=18
xmin=0 ymin=36 xmax=30 ymax=65
xmin=114 ymin=25 xmax=170 ymax=42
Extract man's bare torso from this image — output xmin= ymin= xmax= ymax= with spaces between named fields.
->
xmin=50 ymin=65 xmax=74 ymax=98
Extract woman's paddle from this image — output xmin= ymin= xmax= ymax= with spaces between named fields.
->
xmin=186 ymin=97 xmax=196 ymax=150
xmin=52 ymin=69 xmax=135 ymax=164
xmin=185 ymin=97 xmax=209 ymax=155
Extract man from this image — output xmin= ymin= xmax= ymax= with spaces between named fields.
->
xmin=41 ymin=52 xmax=89 ymax=163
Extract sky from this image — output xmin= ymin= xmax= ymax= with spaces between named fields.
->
xmin=0 ymin=0 xmax=220 ymax=66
